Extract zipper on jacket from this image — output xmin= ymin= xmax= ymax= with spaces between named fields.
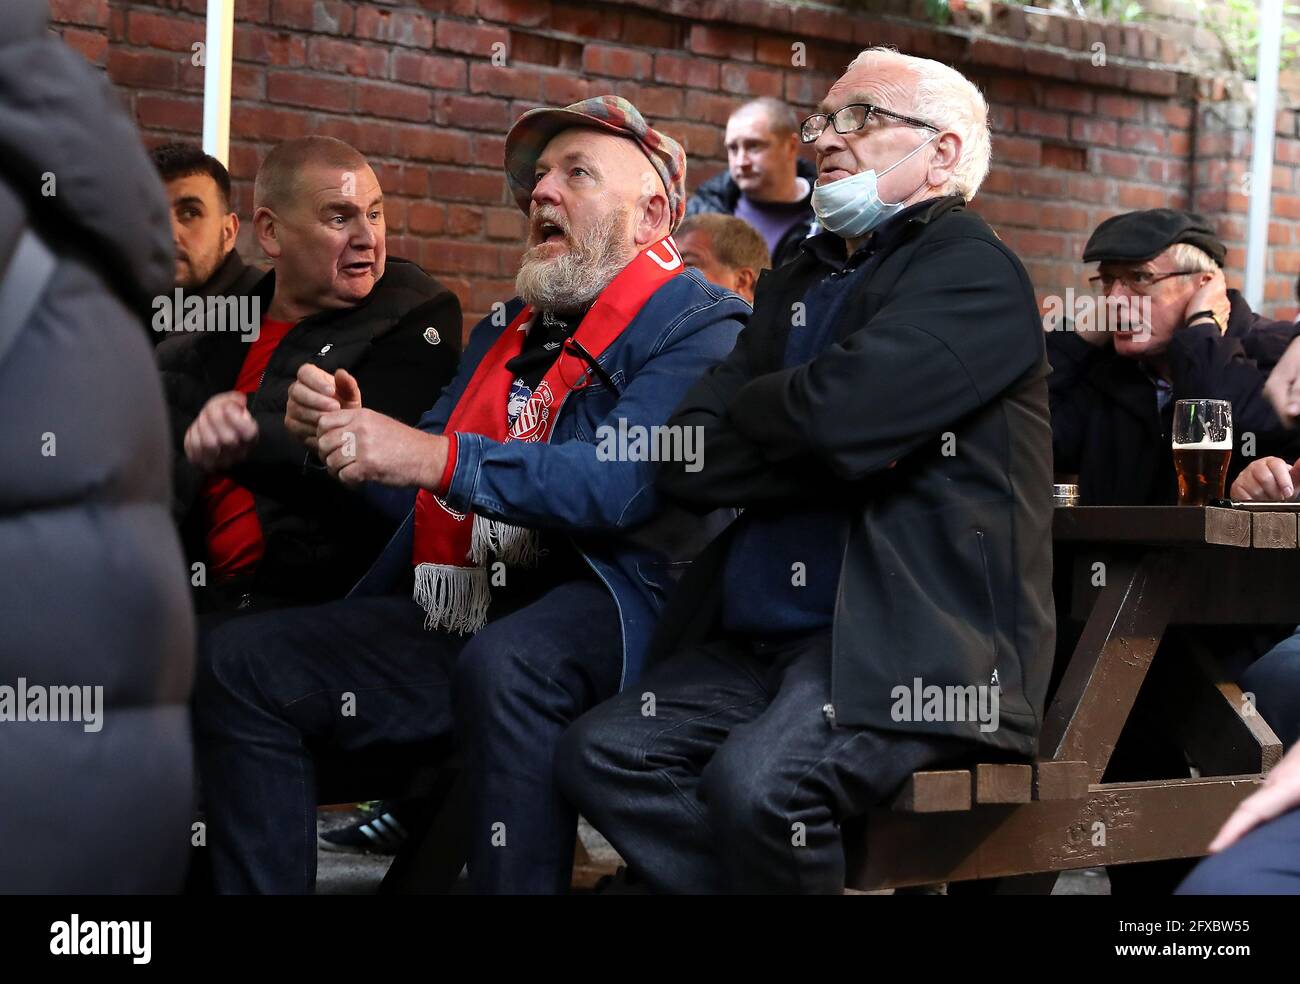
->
xmin=974 ymin=529 xmax=1000 ymax=667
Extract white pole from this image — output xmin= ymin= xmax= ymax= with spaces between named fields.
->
xmin=202 ymin=0 xmax=234 ymax=166
xmin=1245 ymin=0 xmax=1284 ymax=310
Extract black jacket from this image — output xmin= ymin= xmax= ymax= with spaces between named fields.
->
xmin=684 ymin=158 xmax=818 ymax=268
xmin=652 ymin=196 xmax=1057 ymax=755
xmin=0 ymin=0 xmax=194 ymax=892
xmin=1047 ymin=290 xmax=1300 ymax=505
xmin=158 ymin=258 xmax=461 ymax=604
xmin=200 ymin=247 xmax=264 ymax=298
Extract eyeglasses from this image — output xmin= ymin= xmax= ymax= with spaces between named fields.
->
xmin=558 ymin=335 xmax=621 ymax=395
xmin=800 ymin=103 xmax=939 ymax=144
xmin=1088 ymin=269 xmax=1202 ymax=293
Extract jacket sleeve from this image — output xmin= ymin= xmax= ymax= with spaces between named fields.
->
xmin=156 ymin=338 xmax=207 ymax=524
xmin=442 ymin=310 xmax=746 ymax=533
xmin=1045 ymin=328 xmax=1109 ymax=476
xmin=230 ymin=291 xmax=463 ymax=502
xmin=721 ymin=236 xmax=1044 ymax=480
xmin=1167 ymin=319 xmax=1300 ymax=460
xmin=654 ymin=299 xmax=843 ymax=511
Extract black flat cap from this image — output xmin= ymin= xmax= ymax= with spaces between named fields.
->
xmin=1082 ymin=209 xmax=1226 ymax=267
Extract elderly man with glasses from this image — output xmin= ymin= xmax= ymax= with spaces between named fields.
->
xmin=557 ymin=47 xmax=1056 ymax=893
xmin=1047 ymin=208 xmax=1300 ymax=506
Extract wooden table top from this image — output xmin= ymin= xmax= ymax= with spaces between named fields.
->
xmin=1053 ymin=504 xmax=1300 ymax=549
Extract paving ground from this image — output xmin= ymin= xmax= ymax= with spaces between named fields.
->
xmin=315 ymin=805 xmax=1108 ymax=895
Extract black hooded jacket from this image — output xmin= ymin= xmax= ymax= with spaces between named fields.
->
xmin=684 ymin=158 xmax=819 ymax=268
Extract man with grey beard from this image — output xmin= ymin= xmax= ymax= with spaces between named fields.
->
xmin=193 ymin=96 xmax=749 ymax=894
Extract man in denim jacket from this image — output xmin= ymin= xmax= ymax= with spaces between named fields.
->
xmin=193 ymin=96 xmax=747 ymax=894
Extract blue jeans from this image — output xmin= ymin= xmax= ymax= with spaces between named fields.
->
xmin=194 ymin=578 xmax=621 ymax=894
xmin=1177 ymin=806 xmax=1300 ymax=894
xmin=1240 ymin=628 xmax=1300 ymax=748
xmin=556 ymin=630 xmax=975 ymax=894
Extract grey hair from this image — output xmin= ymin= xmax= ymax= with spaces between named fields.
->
xmin=846 ymin=46 xmax=992 ymax=201
xmin=1165 ymin=242 xmax=1219 ymax=272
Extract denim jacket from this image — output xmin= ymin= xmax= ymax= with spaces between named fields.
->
xmin=351 ymin=268 xmax=748 ymax=688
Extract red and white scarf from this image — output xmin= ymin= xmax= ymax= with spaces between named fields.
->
xmin=411 ymin=236 xmax=684 ymax=632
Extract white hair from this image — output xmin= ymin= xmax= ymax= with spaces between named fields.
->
xmin=1165 ymin=242 xmax=1219 ymax=272
xmin=846 ymin=46 xmax=992 ymax=201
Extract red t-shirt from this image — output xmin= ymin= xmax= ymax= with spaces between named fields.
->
xmin=200 ymin=316 xmax=298 ymax=582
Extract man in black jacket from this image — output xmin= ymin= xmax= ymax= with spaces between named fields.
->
xmin=684 ymin=97 xmax=817 ymax=268
xmin=557 ymin=47 xmax=1055 ymax=893
xmin=1047 ymin=209 xmax=1300 ymax=505
xmin=159 ymin=136 xmax=461 ymax=613
xmin=150 ymin=142 xmax=262 ymax=308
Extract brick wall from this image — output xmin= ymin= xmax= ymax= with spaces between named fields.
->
xmin=45 ymin=0 xmax=1300 ymax=326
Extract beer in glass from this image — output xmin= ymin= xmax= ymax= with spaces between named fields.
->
xmin=1172 ymin=399 xmax=1232 ymax=506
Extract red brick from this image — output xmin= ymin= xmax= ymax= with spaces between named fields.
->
xmin=583 ymin=44 xmax=653 ymax=80
xmin=475 ymin=133 xmax=507 ymax=168
xmin=549 ymin=2 xmax=624 ymax=41
xmin=392 ymin=51 xmax=467 ymax=90
xmin=437 ymin=241 xmax=503 ymax=275
xmin=356 ymin=82 xmax=431 ymax=122
xmin=994 ymin=136 xmax=1042 ymax=167
xmin=671 ymin=121 xmax=722 ymax=158
xmin=1041 ymin=143 xmax=1087 ymax=172
xmin=785 ymin=72 xmax=837 ymax=107
xmin=653 ymin=53 xmax=720 ymax=89
xmin=267 ymin=71 xmax=352 ymax=111
xmin=428 ymin=167 xmax=508 ymax=203
xmin=228 ymin=142 xmax=261 ymax=180
xmin=684 ymin=90 xmax=740 ymax=127
xmin=230 ymin=105 xmax=313 ymax=140
xmin=434 ymin=94 xmax=511 ymax=132
xmin=1092 ymin=150 xmax=1142 ymax=180
xmin=436 ymin=20 xmax=510 ymax=57
xmin=720 ymin=63 xmax=784 ymax=98
xmin=1118 ymin=184 xmax=1174 ymax=209
xmin=107 ymin=48 xmax=177 ymax=88
xmin=1070 ymin=118 xmax=1118 ymax=145
xmin=732 ymin=0 xmax=792 ymax=32
xmin=1042 ymin=85 xmax=1093 ymax=115
xmin=478 ymin=0 xmax=552 ymax=28
xmin=49 ymin=0 xmax=108 ymax=28
xmin=270 ymin=0 xmax=351 ymax=34
xmin=1023 ymin=49 xmax=1077 ymax=82
xmin=314 ymin=117 xmax=394 ymax=156
xmin=446 ymin=204 xmax=484 ymax=237
xmin=485 ymin=207 xmax=527 ymax=240
xmin=622 ymin=84 xmax=683 ymax=119
xmin=354 ymin=8 xmax=434 ymax=49
xmin=690 ymin=24 xmax=754 ymax=60
xmin=1127 ymin=67 xmax=1179 ymax=97
xmin=408 ymin=201 xmax=447 ymax=235
xmin=234 ymin=27 xmax=308 ymax=67
xmin=542 ymin=73 xmax=591 ymax=106
xmin=1095 ymin=94 xmax=1145 ymax=122
xmin=60 ymin=27 xmax=108 ymax=66
xmin=620 ymin=12 xmax=679 ymax=50
xmin=469 ymin=63 xmax=546 ymax=100
xmin=127 ymin=10 xmax=203 ymax=52
xmin=755 ymin=35 xmax=796 ymax=67
xmin=1119 ymin=124 xmax=1168 ymax=154
xmin=306 ymin=38 xmax=388 ymax=77
xmin=1016 ymin=108 xmax=1068 ymax=141
xmin=136 ymin=94 xmax=203 ymax=132
xmin=967 ymin=38 xmax=1025 ymax=72
xmin=395 ymin=125 xmax=474 ymax=163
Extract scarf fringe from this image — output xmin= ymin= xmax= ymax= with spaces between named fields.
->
xmin=470 ymin=514 xmax=540 ymax=568
xmin=412 ymin=562 xmax=491 ymax=635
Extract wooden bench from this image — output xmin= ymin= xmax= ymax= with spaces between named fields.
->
xmin=847 ymin=506 xmax=1287 ymax=893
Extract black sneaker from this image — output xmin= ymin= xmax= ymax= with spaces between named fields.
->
xmin=319 ymin=801 xmax=412 ymax=855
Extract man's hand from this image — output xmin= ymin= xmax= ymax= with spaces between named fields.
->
xmin=316 ymin=408 xmax=449 ymax=488
xmin=183 ymin=391 xmax=258 ymax=472
xmin=286 ymin=366 xmax=362 ymax=452
xmin=1230 ymin=457 xmax=1300 ymax=501
xmin=1182 ymin=268 xmax=1231 ymax=334
xmin=1210 ymin=742 xmax=1300 ymax=852
xmin=1264 ymin=336 xmax=1300 ymax=426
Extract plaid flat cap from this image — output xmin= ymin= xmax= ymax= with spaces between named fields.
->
xmin=504 ymin=95 xmax=687 ymax=231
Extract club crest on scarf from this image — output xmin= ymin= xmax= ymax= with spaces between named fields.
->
xmin=410 ymin=236 xmax=682 ymax=634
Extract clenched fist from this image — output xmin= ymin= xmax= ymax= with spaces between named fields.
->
xmin=286 ymin=365 xmax=363 ymax=452
xmin=184 ymin=390 xmax=258 ymax=472
xmin=316 ymin=407 xmax=449 ymax=489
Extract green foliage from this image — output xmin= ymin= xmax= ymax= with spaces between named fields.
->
xmin=1195 ymin=0 xmax=1300 ymax=78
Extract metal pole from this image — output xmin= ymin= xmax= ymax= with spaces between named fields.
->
xmin=201 ymin=0 xmax=234 ymax=166
xmin=1245 ymin=0 xmax=1284 ymax=309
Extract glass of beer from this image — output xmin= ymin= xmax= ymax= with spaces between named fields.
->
xmin=1172 ymin=399 xmax=1232 ymax=506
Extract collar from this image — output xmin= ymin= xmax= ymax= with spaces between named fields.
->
xmin=198 ymin=248 xmax=248 ymax=297
xmin=800 ymin=193 xmax=966 ymax=270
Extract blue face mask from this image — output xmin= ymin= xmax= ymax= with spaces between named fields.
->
xmin=811 ymin=133 xmax=940 ymax=239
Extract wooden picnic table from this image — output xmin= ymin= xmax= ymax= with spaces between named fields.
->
xmin=846 ymin=504 xmax=1292 ymax=893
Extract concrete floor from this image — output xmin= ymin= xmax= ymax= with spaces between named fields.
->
xmin=314 ymin=805 xmax=1108 ymax=895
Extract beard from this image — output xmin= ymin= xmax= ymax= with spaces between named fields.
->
xmin=515 ymin=205 xmax=637 ymax=312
